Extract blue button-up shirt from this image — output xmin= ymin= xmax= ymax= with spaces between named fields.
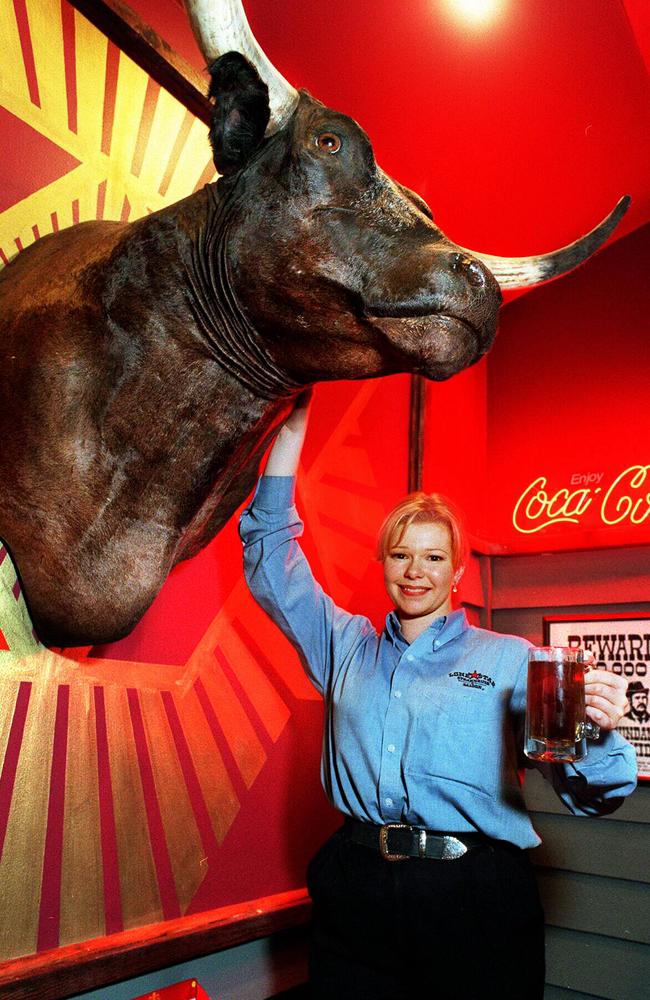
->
xmin=240 ymin=477 xmax=637 ymax=848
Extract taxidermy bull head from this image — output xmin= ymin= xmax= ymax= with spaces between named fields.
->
xmin=0 ymin=0 xmax=628 ymax=646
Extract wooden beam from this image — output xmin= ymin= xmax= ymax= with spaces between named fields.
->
xmin=68 ymin=0 xmax=212 ymax=124
xmin=408 ymin=374 xmax=426 ymax=492
xmin=0 ymin=890 xmax=311 ymax=1000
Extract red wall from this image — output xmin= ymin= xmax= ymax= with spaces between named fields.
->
xmin=0 ymin=0 xmax=410 ymax=961
xmin=1 ymin=0 xmax=649 ymax=966
xmin=130 ymin=0 xmax=650 ymax=554
xmin=486 ymin=222 xmax=650 ymax=552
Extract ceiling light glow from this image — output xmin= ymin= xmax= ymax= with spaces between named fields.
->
xmin=450 ymin=0 xmax=503 ymax=25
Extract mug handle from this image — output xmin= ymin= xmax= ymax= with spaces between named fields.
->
xmin=578 ymin=650 xmax=601 ymax=741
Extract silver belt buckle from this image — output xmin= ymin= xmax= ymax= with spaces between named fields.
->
xmin=441 ymin=835 xmax=468 ymax=860
xmin=379 ymin=822 xmax=411 ymax=861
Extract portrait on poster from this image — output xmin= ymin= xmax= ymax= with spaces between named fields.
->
xmin=544 ymin=615 xmax=650 ymax=781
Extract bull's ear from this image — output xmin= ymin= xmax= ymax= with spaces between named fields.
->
xmin=208 ymin=52 xmax=270 ymax=175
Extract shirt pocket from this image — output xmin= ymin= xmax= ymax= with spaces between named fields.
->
xmin=404 ymin=691 xmax=502 ymax=796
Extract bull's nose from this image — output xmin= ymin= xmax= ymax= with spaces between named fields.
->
xmin=449 ymin=251 xmax=488 ymax=288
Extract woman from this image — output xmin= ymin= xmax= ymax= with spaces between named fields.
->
xmin=239 ymin=393 xmax=636 ymax=1000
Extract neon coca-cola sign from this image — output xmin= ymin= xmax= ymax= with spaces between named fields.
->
xmin=512 ymin=464 xmax=650 ymax=534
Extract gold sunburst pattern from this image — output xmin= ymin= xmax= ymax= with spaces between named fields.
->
xmin=0 ymin=0 xmax=408 ymax=965
xmin=0 ymin=0 xmax=215 ymax=265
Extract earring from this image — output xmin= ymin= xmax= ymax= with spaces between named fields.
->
xmin=452 ymin=584 xmax=458 ymax=593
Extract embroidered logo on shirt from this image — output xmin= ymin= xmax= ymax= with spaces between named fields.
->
xmin=449 ymin=670 xmax=495 ymax=690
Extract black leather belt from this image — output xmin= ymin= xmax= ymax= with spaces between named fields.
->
xmin=347 ymin=820 xmax=486 ymax=861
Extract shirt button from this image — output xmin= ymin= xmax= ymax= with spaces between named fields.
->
xmin=394 ymin=690 xmax=402 ymax=699
xmin=433 ymin=642 xmax=439 ymax=650
xmin=385 ymin=797 xmax=394 ymax=807
xmin=387 ymin=744 xmax=396 ymax=753
xmin=406 ymin=654 xmax=415 ymax=662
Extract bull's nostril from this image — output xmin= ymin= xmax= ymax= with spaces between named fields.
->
xmin=449 ymin=251 xmax=486 ymax=288
xmin=466 ymin=260 xmax=486 ymax=287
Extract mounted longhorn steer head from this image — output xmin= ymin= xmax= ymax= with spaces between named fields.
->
xmin=0 ymin=0 xmax=629 ymax=646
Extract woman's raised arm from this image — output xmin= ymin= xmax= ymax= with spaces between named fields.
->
xmin=264 ymin=388 xmax=312 ymax=477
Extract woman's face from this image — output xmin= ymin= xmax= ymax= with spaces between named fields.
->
xmin=383 ymin=520 xmax=456 ymax=624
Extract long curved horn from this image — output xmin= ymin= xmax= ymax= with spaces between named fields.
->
xmin=456 ymin=196 xmax=630 ymax=289
xmin=184 ymin=0 xmax=299 ymax=134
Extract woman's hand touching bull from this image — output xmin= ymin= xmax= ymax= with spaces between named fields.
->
xmin=265 ymin=388 xmax=313 ymax=477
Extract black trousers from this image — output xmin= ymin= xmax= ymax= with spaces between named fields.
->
xmin=307 ymin=823 xmax=545 ymax=1000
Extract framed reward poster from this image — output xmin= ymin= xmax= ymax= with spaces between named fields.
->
xmin=543 ymin=615 xmax=650 ymax=781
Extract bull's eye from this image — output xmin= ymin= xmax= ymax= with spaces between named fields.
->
xmin=316 ymin=132 xmax=342 ymax=154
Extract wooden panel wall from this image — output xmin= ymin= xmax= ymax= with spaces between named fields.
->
xmin=489 ymin=543 xmax=650 ymax=1000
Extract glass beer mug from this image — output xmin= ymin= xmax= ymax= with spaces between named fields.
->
xmin=525 ymin=646 xmax=600 ymax=762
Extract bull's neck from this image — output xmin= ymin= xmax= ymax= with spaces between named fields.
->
xmin=184 ymin=184 xmax=301 ymax=401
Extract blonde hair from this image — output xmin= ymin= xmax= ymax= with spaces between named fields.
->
xmin=377 ymin=492 xmax=468 ymax=572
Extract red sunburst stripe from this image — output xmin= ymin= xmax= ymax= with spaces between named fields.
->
xmin=60 ymin=0 xmax=77 ymax=133
xmin=0 ymin=682 xmax=32 ymax=861
xmin=192 ymin=158 xmax=216 ymax=194
xmin=214 ymin=647 xmax=273 ymax=752
xmin=93 ymin=686 xmax=122 ymax=935
xmin=13 ymin=0 xmax=40 ymax=108
xmin=232 ymin=618 xmax=298 ymax=708
xmin=0 ymin=249 xmax=9 ymax=266
xmin=120 ymin=195 xmax=131 ymax=222
xmin=0 ymin=629 xmax=8 ymax=651
xmin=101 ymin=41 xmax=120 ymax=157
xmin=31 ymin=224 xmax=40 ymax=241
xmin=96 ymin=179 xmax=107 ymax=220
xmin=161 ymin=691 xmax=220 ymax=857
xmin=72 ymin=198 xmax=79 ymax=225
xmin=37 ymin=684 xmax=70 ymax=952
xmin=50 ymin=211 xmax=59 ymax=233
xmin=14 ymin=238 xmax=24 ymax=253
xmin=127 ymin=689 xmax=180 ymax=920
xmin=130 ymin=77 xmax=160 ymax=178
xmin=193 ymin=677 xmax=248 ymax=800
xmin=317 ymin=510 xmax=376 ymax=547
xmin=159 ymin=109 xmax=194 ymax=196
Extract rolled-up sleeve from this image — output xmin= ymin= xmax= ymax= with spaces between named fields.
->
xmin=239 ymin=476 xmax=373 ymax=694
xmin=510 ymin=653 xmax=638 ymax=816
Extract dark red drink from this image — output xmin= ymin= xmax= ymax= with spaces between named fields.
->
xmin=525 ymin=650 xmax=587 ymax=762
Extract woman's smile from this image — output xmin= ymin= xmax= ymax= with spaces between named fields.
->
xmin=383 ymin=520 xmax=457 ymax=630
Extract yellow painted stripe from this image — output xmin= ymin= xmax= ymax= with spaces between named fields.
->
xmin=177 ymin=681 xmax=239 ymax=846
xmin=0 ymin=674 xmax=54 ymax=959
xmin=26 ymin=0 xmax=67 ymax=127
xmin=104 ymin=685 xmax=162 ymax=930
xmin=74 ymin=8 xmax=108 ymax=158
xmin=137 ymin=85 xmax=187 ymax=196
xmin=59 ymin=680 xmax=105 ymax=947
xmin=0 ymin=548 xmax=40 ymax=655
xmin=163 ymin=116 xmax=212 ymax=204
xmin=0 ymin=0 xmax=31 ymax=107
xmin=111 ymin=53 xmax=150 ymax=185
xmin=138 ymin=688 xmax=203 ymax=915
xmin=0 ymin=675 xmax=22 ymax=791
xmin=196 ymin=649 xmax=266 ymax=791
xmin=218 ymin=626 xmax=290 ymax=743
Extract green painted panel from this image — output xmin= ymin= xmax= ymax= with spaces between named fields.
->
xmin=531 ymin=813 xmax=649 ymax=883
xmin=538 ymin=870 xmax=650 ymax=943
xmin=546 ymin=927 xmax=650 ymax=1000
xmin=524 ymin=769 xmax=650 ymax=824
xmin=544 ymin=987 xmax=601 ymax=1000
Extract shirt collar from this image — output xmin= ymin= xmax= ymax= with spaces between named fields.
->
xmin=385 ymin=608 xmax=469 ymax=649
